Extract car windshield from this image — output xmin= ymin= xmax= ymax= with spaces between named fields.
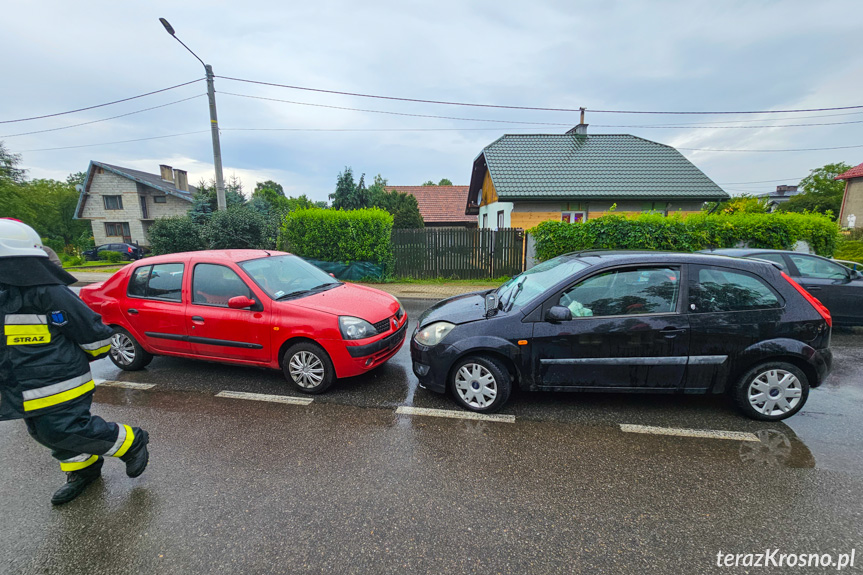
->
xmin=239 ymin=255 xmax=341 ymax=300
xmin=496 ymin=255 xmax=590 ymax=311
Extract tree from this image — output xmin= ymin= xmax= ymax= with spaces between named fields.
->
xmin=704 ymin=194 xmax=768 ymax=215
xmin=0 ymin=141 xmax=26 ymax=184
xmin=191 ymin=177 xmax=246 ymax=222
xmin=254 ymin=179 xmax=284 ymax=197
xmin=438 ymin=178 xmax=453 ymax=186
xmin=330 ymin=167 xmax=371 ymax=210
xmin=25 ymin=179 xmax=90 ymax=245
xmin=422 ymin=180 xmax=436 ymax=186
xmin=66 ymin=171 xmax=87 ymax=187
xmin=780 ymin=162 xmax=853 ymax=218
xmin=373 ymin=189 xmax=424 ymax=229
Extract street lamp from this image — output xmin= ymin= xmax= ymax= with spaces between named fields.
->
xmin=159 ymin=17 xmax=226 ymax=211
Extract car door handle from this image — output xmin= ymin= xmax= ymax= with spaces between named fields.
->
xmin=660 ymin=327 xmax=686 ymax=338
xmin=127 ymin=308 xmax=138 ymax=315
xmin=805 ymin=286 xmax=822 ymax=291
xmin=191 ymin=316 xmax=204 ymax=322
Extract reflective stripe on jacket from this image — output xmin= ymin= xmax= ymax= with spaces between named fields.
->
xmin=0 ymin=283 xmax=114 ymax=421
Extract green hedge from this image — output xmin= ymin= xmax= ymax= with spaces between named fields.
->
xmin=835 ymin=240 xmax=863 ymax=265
xmin=278 ymin=208 xmax=393 ymax=266
xmin=529 ymin=212 xmax=840 ymax=261
xmin=98 ymin=250 xmax=124 ymax=263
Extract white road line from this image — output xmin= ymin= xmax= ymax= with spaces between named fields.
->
xmin=619 ymin=424 xmax=760 ymax=442
xmin=396 ymin=406 xmax=515 ymax=423
xmin=97 ymin=381 xmax=156 ymax=390
xmin=215 ymin=390 xmax=313 ymax=406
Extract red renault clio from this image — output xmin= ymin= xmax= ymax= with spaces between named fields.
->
xmin=80 ymin=250 xmax=407 ymax=393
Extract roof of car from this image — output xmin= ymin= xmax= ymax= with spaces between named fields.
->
xmin=136 ymin=250 xmax=291 ymax=265
xmin=558 ymin=249 xmax=778 ymax=269
xmin=702 ymin=248 xmax=811 ymax=257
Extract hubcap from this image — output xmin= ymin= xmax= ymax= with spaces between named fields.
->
xmin=110 ymin=333 xmax=136 ymax=365
xmin=454 ymin=363 xmax=497 ymax=409
xmin=289 ymin=351 xmax=325 ymax=388
xmin=748 ymin=369 xmax=802 ymax=416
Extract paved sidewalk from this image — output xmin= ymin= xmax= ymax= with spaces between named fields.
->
xmin=71 ymin=271 xmax=493 ymax=300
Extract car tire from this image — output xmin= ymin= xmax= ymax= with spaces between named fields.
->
xmin=734 ymin=361 xmax=809 ymax=421
xmin=449 ymin=355 xmax=512 ymax=413
xmin=109 ymin=327 xmax=154 ymax=371
xmin=282 ymin=342 xmax=335 ymax=394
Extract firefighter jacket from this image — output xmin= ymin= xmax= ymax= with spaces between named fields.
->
xmin=0 ymin=283 xmax=113 ymax=421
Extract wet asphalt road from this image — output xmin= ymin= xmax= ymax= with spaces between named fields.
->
xmin=1 ymin=298 xmax=862 ymax=574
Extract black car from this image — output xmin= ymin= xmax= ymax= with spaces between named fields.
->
xmin=83 ymin=243 xmax=143 ymax=261
xmin=705 ymin=249 xmax=863 ymax=326
xmin=411 ymin=251 xmax=832 ymax=421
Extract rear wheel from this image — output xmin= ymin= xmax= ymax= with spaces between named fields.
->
xmin=282 ymin=342 xmax=335 ymax=394
xmin=109 ymin=327 xmax=153 ymax=371
xmin=450 ymin=356 xmax=512 ymax=413
xmin=734 ymin=362 xmax=809 ymax=421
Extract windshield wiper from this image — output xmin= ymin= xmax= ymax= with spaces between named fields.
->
xmin=504 ymin=277 xmax=526 ymax=312
xmin=276 ymin=290 xmax=311 ymax=300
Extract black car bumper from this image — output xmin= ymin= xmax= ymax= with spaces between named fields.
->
xmin=410 ymin=338 xmax=452 ymax=394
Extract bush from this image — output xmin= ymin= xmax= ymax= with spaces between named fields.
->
xmin=834 ymin=240 xmax=863 ymax=265
xmin=202 ymin=208 xmax=270 ymax=250
xmin=529 ymin=212 xmax=841 ymax=261
xmin=62 ymin=255 xmax=85 ymax=268
xmin=147 ymin=216 xmax=206 ymax=255
xmin=279 ymin=208 xmax=393 ymax=266
xmin=98 ymin=250 xmax=124 ymax=263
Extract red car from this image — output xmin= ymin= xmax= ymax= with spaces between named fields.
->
xmin=80 ymin=250 xmax=407 ymax=393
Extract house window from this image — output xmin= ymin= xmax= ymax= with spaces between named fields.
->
xmin=561 ymin=211 xmax=586 ymax=223
xmin=153 ymin=196 xmax=167 ymax=204
xmin=497 ymin=211 xmax=505 ymax=229
xmin=103 ymin=195 xmax=123 ymax=210
xmin=105 ymin=222 xmax=130 ymax=237
xmin=482 ymin=214 xmax=488 ymax=228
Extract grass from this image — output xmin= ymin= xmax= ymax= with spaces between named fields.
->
xmin=64 ymin=264 xmax=124 ymax=273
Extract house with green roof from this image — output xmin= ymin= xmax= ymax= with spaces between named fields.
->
xmin=465 ymin=124 xmax=728 ymax=230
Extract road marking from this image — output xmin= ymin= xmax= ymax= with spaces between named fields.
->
xmin=396 ymin=406 xmax=515 ymax=423
xmin=215 ymin=390 xmax=313 ymax=406
xmin=97 ymin=381 xmax=156 ymax=390
xmin=619 ymin=424 xmax=760 ymax=442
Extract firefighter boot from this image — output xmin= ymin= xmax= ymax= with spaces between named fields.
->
xmin=121 ymin=429 xmax=149 ymax=478
xmin=51 ymin=457 xmax=104 ymax=506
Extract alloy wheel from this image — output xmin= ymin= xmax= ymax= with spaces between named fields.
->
xmin=289 ymin=351 xmax=325 ymax=389
xmin=110 ymin=332 xmax=136 ymax=366
xmin=454 ymin=363 xmax=498 ymax=409
xmin=747 ymin=369 xmax=803 ymax=417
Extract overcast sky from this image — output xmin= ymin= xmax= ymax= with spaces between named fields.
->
xmin=2 ymin=0 xmax=861 ymax=202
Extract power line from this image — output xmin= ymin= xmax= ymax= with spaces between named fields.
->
xmin=0 ymin=79 xmax=204 ymax=124
xmin=221 ymin=127 xmax=562 ymax=132
xmin=20 ymin=131 xmax=210 ymax=152
xmin=221 ymin=91 xmax=863 ymax=129
xmin=679 ymin=143 xmax=863 ymax=153
xmin=717 ymin=177 xmax=808 ymax=184
xmin=0 ymin=94 xmax=206 ymax=138
xmin=216 ymin=75 xmax=863 ymax=116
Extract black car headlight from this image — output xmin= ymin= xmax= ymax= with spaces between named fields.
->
xmin=414 ymin=322 xmax=455 ymax=347
xmin=339 ymin=316 xmax=377 ymax=340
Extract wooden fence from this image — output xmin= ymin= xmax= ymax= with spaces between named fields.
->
xmin=392 ymin=228 xmax=525 ymax=279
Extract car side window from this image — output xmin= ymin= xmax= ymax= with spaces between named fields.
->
xmin=127 ymin=264 xmax=184 ymax=301
xmin=690 ymin=267 xmax=780 ymax=313
xmin=193 ymin=264 xmax=252 ymax=307
xmin=787 ymin=254 xmax=848 ymax=280
xmin=749 ymin=253 xmax=787 ymax=270
xmin=557 ymin=267 xmax=680 ymax=317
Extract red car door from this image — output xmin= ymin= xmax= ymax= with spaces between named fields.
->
xmin=124 ymin=261 xmax=191 ymax=354
xmin=185 ymin=262 xmax=272 ymax=363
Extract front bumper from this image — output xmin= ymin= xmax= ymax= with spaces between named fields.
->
xmin=410 ymin=337 xmax=451 ymax=394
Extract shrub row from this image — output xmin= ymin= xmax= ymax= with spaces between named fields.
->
xmin=278 ymin=208 xmax=393 ymax=266
xmin=147 ymin=208 xmax=271 ymax=255
xmin=529 ymin=212 xmax=841 ymax=261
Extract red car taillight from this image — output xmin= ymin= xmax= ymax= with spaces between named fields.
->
xmin=128 ymin=247 xmax=133 ymax=253
xmin=781 ymin=271 xmax=831 ymax=327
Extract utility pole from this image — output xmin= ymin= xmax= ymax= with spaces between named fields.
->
xmin=160 ymin=18 xmax=226 ymax=211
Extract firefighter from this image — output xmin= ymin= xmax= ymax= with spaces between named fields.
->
xmin=0 ymin=220 xmax=150 ymax=505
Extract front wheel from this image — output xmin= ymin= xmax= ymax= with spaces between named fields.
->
xmin=734 ymin=362 xmax=809 ymax=421
xmin=282 ymin=342 xmax=335 ymax=394
xmin=450 ymin=356 xmax=512 ymax=413
xmin=109 ymin=327 xmax=153 ymax=371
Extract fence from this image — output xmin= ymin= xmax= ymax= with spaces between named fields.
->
xmin=392 ymin=228 xmax=525 ymax=279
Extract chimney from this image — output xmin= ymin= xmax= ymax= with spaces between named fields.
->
xmin=566 ymin=107 xmax=589 ymax=135
xmin=174 ymin=169 xmax=188 ymax=191
xmin=159 ymin=164 xmax=173 ymax=182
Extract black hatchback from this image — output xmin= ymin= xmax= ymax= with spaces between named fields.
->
xmin=83 ymin=243 xmax=144 ymax=261
xmin=410 ymin=251 xmax=833 ymax=421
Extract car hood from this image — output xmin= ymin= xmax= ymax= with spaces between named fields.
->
xmin=287 ymin=283 xmax=398 ymax=322
xmin=418 ymin=290 xmax=491 ymax=327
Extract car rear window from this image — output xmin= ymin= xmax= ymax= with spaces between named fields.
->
xmin=690 ymin=267 xmax=781 ymax=313
xmin=127 ymin=263 xmax=185 ymax=302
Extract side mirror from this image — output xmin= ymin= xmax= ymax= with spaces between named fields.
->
xmin=228 ymin=295 xmax=256 ymax=309
xmin=329 ymin=273 xmax=336 ymax=278
xmin=545 ymin=305 xmax=572 ymax=323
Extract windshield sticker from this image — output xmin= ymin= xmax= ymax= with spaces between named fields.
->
xmin=274 ymin=290 xmax=285 ymax=299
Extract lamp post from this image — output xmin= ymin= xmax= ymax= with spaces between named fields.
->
xmin=159 ymin=17 xmax=226 ymax=211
